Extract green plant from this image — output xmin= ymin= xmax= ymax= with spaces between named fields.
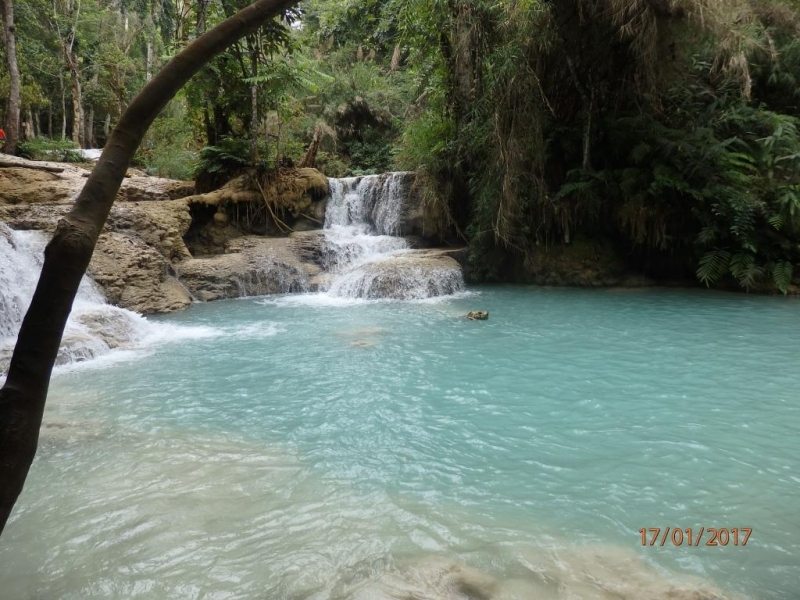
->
xmin=194 ymin=137 xmax=253 ymax=191
xmin=17 ymin=137 xmax=83 ymax=162
xmin=136 ymin=103 xmax=198 ymax=180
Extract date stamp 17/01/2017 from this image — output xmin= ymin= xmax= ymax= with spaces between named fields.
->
xmin=640 ymin=527 xmax=752 ymax=547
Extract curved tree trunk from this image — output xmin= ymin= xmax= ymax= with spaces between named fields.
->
xmin=0 ymin=0 xmax=297 ymax=536
xmin=1 ymin=0 xmax=21 ymax=154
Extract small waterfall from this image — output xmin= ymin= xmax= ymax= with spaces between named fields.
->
xmin=325 ymin=173 xmax=411 ymax=236
xmin=320 ymin=174 xmax=464 ymax=300
xmin=0 ymin=224 xmax=157 ymax=375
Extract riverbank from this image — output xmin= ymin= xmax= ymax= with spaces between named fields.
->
xmin=1 ymin=153 xmax=796 ymax=318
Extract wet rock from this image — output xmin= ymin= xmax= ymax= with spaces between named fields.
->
xmin=176 ymin=236 xmax=316 ymax=302
xmin=328 ymin=249 xmax=464 ymax=300
xmin=466 ymin=311 xmax=489 ymax=320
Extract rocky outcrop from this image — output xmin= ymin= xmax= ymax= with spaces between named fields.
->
xmin=397 ymin=175 xmax=451 ymax=242
xmin=182 ymin=167 xmax=329 ymax=254
xmin=176 ymin=237 xmax=316 ymax=302
xmin=90 ymin=232 xmax=192 ymax=314
xmin=327 ymin=249 xmax=464 ymax=300
xmin=0 ymin=155 xmax=333 ymax=314
xmin=0 ymin=154 xmax=466 ymax=312
xmin=509 ymin=238 xmax=653 ymax=288
xmin=0 ymin=156 xmax=194 ymax=205
xmin=184 ymin=167 xmax=328 ymax=210
xmin=0 ymin=154 xmax=199 ymax=314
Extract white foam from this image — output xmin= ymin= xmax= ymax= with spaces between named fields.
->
xmin=319 ymin=175 xmax=465 ymax=300
xmin=0 ymin=225 xmax=219 ymax=376
xmin=78 ymin=148 xmax=103 ymax=161
xmin=258 ymin=288 xmax=476 ymax=309
xmin=224 ymin=321 xmax=282 ymax=338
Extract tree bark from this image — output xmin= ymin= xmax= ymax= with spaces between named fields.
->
xmin=146 ymin=37 xmax=154 ymax=82
xmin=0 ymin=0 xmax=298 ymax=536
xmin=66 ymin=47 xmax=85 ymax=147
xmin=1 ymin=0 xmax=21 ymax=154
xmin=85 ymin=107 xmax=94 ymax=147
xmin=249 ymin=35 xmax=259 ymax=161
xmin=60 ymin=75 xmax=67 ymax=140
xmin=299 ymin=124 xmax=323 ymax=168
xmin=196 ymin=0 xmax=208 ymax=36
xmin=85 ymin=69 xmax=99 ymax=147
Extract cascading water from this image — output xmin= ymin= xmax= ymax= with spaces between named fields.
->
xmin=319 ymin=174 xmax=464 ymax=300
xmin=0 ymin=224 xmax=202 ymax=375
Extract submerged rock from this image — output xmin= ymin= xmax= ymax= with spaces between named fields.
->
xmin=337 ymin=547 xmax=740 ymax=600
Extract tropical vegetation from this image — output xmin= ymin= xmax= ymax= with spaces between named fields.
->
xmin=3 ymin=0 xmax=800 ymax=291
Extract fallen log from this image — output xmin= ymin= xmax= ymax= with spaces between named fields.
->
xmin=0 ymin=160 xmax=64 ymax=173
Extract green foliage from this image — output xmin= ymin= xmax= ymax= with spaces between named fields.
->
xmin=396 ymin=0 xmax=800 ymax=291
xmin=6 ymin=0 xmax=800 ymax=293
xmin=136 ymin=101 xmax=197 ymax=180
xmin=17 ymin=138 xmax=82 ymax=162
xmin=194 ymin=138 xmax=253 ymax=192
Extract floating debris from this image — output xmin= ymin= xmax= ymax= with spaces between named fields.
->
xmin=466 ymin=311 xmax=489 ymax=321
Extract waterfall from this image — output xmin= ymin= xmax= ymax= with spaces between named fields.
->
xmin=319 ymin=173 xmax=464 ymax=300
xmin=325 ymin=173 xmax=412 ymax=236
xmin=1 ymin=224 xmax=169 ymax=375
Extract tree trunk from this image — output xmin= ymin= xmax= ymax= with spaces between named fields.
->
xmin=85 ymin=70 xmax=99 ymax=147
xmin=249 ymin=36 xmax=259 ymax=161
xmin=65 ymin=47 xmax=84 ymax=147
xmin=390 ymin=43 xmax=402 ymax=73
xmin=27 ymin=107 xmax=35 ymax=138
xmin=1 ymin=0 xmax=21 ymax=154
xmin=446 ymin=0 xmax=482 ymax=123
xmin=60 ymin=75 xmax=67 ymax=140
xmin=196 ymin=0 xmax=208 ymax=36
xmin=299 ymin=124 xmax=323 ymax=168
xmin=85 ymin=107 xmax=94 ymax=148
xmin=146 ymin=37 xmax=154 ymax=82
xmin=0 ymin=0 xmax=298 ymax=536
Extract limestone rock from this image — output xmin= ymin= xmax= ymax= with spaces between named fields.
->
xmin=91 ymin=232 xmax=192 ymax=314
xmin=176 ymin=236 xmax=317 ymax=302
xmin=0 ymin=154 xmax=196 ymax=314
xmin=513 ymin=238 xmax=652 ymax=288
xmin=328 ymin=249 xmax=464 ymax=300
xmin=0 ymin=153 xmax=194 ymax=205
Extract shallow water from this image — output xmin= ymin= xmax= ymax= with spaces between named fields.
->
xmin=2 ymin=287 xmax=799 ymax=599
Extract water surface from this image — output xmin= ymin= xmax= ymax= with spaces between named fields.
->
xmin=2 ymin=287 xmax=798 ymax=599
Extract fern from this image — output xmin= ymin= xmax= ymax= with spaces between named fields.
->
xmin=771 ymin=261 xmax=794 ymax=294
xmin=696 ymin=226 xmax=719 ymax=245
xmin=697 ymin=249 xmax=731 ymax=286
xmin=729 ymin=253 xmax=763 ymax=290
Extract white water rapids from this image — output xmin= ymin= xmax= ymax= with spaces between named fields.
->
xmin=0 ymin=224 xmax=210 ymax=376
xmin=319 ymin=174 xmax=464 ymax=300
xmin=0 ymin=172 xmax=463 ymax=372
